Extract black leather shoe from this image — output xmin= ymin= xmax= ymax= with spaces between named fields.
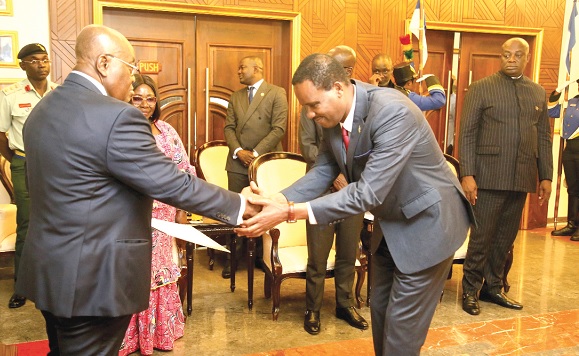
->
xmin=479 ymin=291 xmax=522 ymax=310
xmin=8 ymin=294 xmax=26 ymax=308
xmin=462 ymin=293 xmax=480 ymax=315
xmin=571 ymin=232 xmax=579 ymax=242
xmin=336 ymin=306 xmax=368 ymax=330
xmin=304 ymin=310 xmax=320 ymax=335
xmin=551 ymin=222 xmax=577 ymax=236
xmin=221 ymin=265 xmax=231 ymax=279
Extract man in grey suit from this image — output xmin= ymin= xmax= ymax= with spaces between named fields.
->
xmin=223 ymin=55 xmax=288 ymax=277
xmin=459 ymin=37 xmax=553 ymax=315
xmin=236 ymin=54 xmax=473 ymax=355
xmin=16 ymin=25 xmax=257 ymax=355
xmin=299 ymin=45 xmax=367 ymax=335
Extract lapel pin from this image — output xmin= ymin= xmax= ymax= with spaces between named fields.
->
xmin=260 ymin=93 xmax=264 ymax=97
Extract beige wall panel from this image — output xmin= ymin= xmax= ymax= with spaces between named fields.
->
xmin=49 ymin=0 xmax=565 ymax=92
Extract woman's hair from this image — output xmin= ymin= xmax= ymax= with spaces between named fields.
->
xmin=131 ymin=74 xmax=161 ymax=123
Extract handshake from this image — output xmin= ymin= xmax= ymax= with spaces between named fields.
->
xmin=234 ymin=182 xmax=302 ymax=238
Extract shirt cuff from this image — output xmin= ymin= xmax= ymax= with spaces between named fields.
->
xmin=236 ymin=194 xmax=246 ymax=225
xmin=306 ymin=202 xmax=318 ymax=224
xmin=233 ymin=147 xmax=242 ymax=159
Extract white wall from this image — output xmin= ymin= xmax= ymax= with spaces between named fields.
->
xmin=0 ymin=0 xmax=50 ymax=81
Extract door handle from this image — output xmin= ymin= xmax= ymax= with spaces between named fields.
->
xmin=205 ymin=67 xmax=209 ymax=143
xmin=465 ymin=70 xmax=472 ymax=91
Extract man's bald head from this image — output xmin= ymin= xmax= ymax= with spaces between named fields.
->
xmin=327 ymin=45 xmax=356 ymax=78
xmin=74 ymin=25 xmax=137 ymax=102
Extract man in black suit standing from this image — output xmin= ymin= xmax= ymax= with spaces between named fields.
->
xmin=16 ymin=24 xmax=257 ymax=355
xmin=459 ymin=37 xmax=553 ymax=315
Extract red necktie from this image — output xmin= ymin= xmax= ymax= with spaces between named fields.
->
xmin=342 ymin=126 xmax=350 ymax=151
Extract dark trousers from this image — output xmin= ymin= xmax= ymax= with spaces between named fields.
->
xmin=11 ymin=157 xmax=29 ymax=281
xmin=42 ymin=310 xmax=132 ymax=356
xmin=371 ymin=238 xmax=453 ymax=356
xmin=462 ymin=189 xmax=527 ymax=294
xmin=563 ymin=138 xmax=579 ymax=197
xmin=305 ymin=213 xmax=364 ymax=311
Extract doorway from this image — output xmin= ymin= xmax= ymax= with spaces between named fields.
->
xmin=95 ymin=1 xmax=300 ymax=157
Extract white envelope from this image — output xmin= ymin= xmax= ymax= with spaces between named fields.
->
xmin=151 ymin=218 xmax=230 ymax=253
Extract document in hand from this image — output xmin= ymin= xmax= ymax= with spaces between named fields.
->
xmin=151 ymin=218 xmax=230 ymax=253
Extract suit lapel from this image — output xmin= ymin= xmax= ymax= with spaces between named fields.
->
xmin=345 ymin=81 xmax=369 ymax=180
xmin=240 ymin=81 xmax=269 ymax=127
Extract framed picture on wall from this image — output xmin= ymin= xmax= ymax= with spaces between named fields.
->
xmin=0 ymin=31 xmax=18 ymax=68
xmin=0 ymin=0 xmax=13 ymax=16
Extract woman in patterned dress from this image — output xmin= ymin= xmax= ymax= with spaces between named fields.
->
xmin=119 ymin=74 xmax=192 ymax=355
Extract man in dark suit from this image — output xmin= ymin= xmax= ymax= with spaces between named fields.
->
xmin=299 ymin=45 xmax=367 ymax=335
xmin=16 ymin=24 xmax=257 ymax=355
xmin=223 ymin=55 xmax=288 ymax=277
xmin=459 ymin=37 xmax=553 ymax=316
xmin=236 ymin=54 xmax=473 ymax=355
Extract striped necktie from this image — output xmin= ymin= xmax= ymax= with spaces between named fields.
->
xmin=248 ymin=86 xmax=255 ymax=104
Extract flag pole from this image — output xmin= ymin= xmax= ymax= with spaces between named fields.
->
xmin=554 ymin=0 xmax=577 ymax=230
xmin=417 ymin=0 xmax=424 ymax=94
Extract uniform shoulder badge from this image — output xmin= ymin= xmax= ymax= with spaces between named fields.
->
xmin=1 ymin=82 xmax=23 ymax=96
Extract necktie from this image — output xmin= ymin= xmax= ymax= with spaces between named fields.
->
xmin=341 ymin=126 xmax=350 ymax=151
xmin=248 ymin=86 xmax=255 ymax=104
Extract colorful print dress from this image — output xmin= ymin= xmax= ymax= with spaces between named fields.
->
xmin=119 ymin=120 xmax=194 ymax=355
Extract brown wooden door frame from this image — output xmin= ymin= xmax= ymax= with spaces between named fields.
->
xmin=93 ymin=0 xmax=302 ymax=152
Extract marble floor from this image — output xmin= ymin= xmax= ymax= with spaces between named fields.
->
xmin=0 ymin=227 xmax=578 ymax=355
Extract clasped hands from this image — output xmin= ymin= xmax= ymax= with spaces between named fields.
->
xmin=237 ymin=181 xmax=291 ymax=237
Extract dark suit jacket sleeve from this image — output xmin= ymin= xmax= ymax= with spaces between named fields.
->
xmin=224 ymin=91 xmax=242 ymax=151
xmin=107 ymin=107 xmax=242 ymax=224
xmin=538 ymin=102 xmax=553 ymax=181
xmin=457 ymin=81 xmax=483 ymax=178
xmin=298 ymin=108 xmax=320 ymax=167
xmin=253 ymin=86 xmax=288 ymax=154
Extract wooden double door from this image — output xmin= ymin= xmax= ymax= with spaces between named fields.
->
xmin=417 ymin=27 xmax=544 ymax=228
xmin=103 ymin=8 xmax=291 ymax=158
xmin=414 ymin=30 xmax=537 ymax=153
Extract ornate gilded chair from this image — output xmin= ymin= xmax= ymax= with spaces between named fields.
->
xmin=248 ymin=152 xmax=366 ymax=321
xmin=194 ymin=140 xmax=233 ymax=269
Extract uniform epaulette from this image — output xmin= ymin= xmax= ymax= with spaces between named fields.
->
xmin=1 ymin=82 xmax=23 ymax=96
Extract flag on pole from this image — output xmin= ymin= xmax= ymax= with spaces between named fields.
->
xmin=567 ymin=0 xmax=578 ymax=74
xmin=409 ymin=0 xmax=427 ymax=70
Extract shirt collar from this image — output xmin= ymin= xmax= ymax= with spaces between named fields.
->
xmin=250 ymin=78 xmax=264 ymax=92
xmin=71 ymin=70 xmax=108 ymax=96
xmin=341 ymin=82 xmax=357 ymax=133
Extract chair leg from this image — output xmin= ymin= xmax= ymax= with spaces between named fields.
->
xmin=503 ymin=245 xmax=514 ymax=293
xmin=355 ymin=267 xmax=365 ymax=309
xmin=272 ymin=278 xmax=282 ymax=321
xmin=178 ymin=266 xmax=187 ymax=307
xmin=264 ymin=272 xmax=272 ymax=299
xmin=366 ymin=254 xmax=372 ymax=307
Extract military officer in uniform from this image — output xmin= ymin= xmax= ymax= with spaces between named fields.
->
xmin=0 ymin=43 xmax=57 ymax=308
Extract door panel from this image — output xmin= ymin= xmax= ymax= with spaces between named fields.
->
xmin=102 ymin=9 xmax=291 ymax=158
xmin=412 ymin=30 xmax=454 ymax=151
xmin=195 ymin=15 xmax=290 ymax=148
xmin=103 ymin=9 xmax=195 ymax=153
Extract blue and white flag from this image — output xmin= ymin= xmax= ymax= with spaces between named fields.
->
xmin=567 ymin=0 xmax=578 ymax=74
xmin=409 ymin=0 xmax=427 ymax=69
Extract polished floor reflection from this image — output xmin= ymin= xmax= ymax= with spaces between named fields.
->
xmin=0 ymin=227 xmax=578 ymax=355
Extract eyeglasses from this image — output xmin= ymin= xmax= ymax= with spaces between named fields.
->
xmin=501 ymin=52 xmax=526 ymax=61
xmin=104 ymin=54 xmax=140 ymax=74
xmin=21 ymin=59 xmax=51 ymax=66
xmin=131 ymin=95 xmax=157 ymax=106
